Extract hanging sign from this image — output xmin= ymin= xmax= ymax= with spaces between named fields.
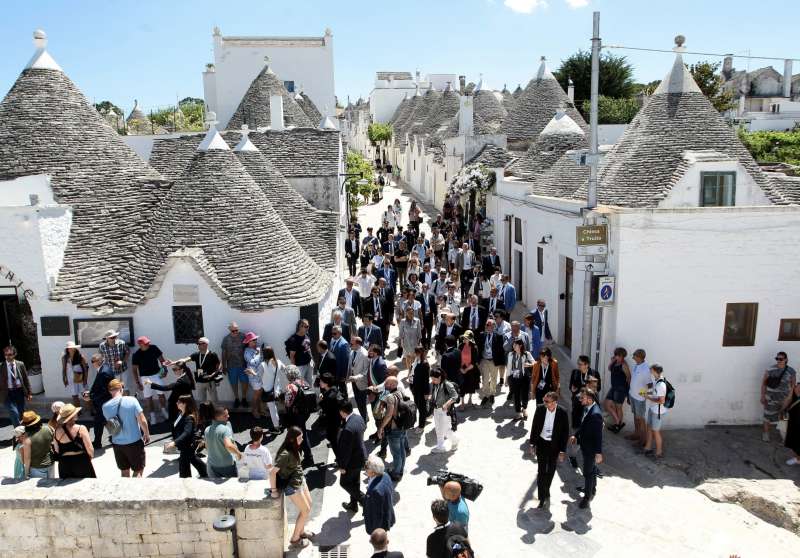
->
xmin=576 ymin=224 xmax=608 ymax=256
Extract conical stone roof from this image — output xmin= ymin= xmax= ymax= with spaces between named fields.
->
xmin=392 ymin=90 xmax=422 ymax=141
xmin=0 ymin=33 xmax=169 ymax=310
xmin=407 ymin=88 xmax=441 ymax=137
xmin=508 ymin=110 xmax=587 ymax=179
xmin=473 ymin=88 xmax=506 ymax=133
xmin=295 ymin=90 xmax=323 ymax=123
xmin=227 ymin=62 xmax=313 ymax=130
xmin=127 ymin=99 xmax=147 ymax=122
xmin=417 ymin=85 xmax=460 ymax=141
xmin=142 ymin=129 xmax=330 ymax=311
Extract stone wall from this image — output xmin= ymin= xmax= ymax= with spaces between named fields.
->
xmin=0 ymin=478 xmax=285 ymax=558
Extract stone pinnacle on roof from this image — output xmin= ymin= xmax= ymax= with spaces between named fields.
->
xmin=26 ymin=29 xmax=62 ymax=71
xmin=536 ymin=56 xmax=556 ymax=81
xmin=653 ymin=36 xmax=703 ymax=95
xmin=475 ymin=74 xmax=484 ymax=93
xmin=541 ymin=103 xmax=585 ymax=136
xmin=127 ymin=99 xmax=147 ymax=122
xmin=319 ymin=105 xmax=337 ymax=129
xmin=233 ymin=125 xmax=259 ymax=152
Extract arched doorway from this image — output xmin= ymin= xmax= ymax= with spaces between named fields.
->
xmin=0 ymin=286 xmax=40 ymax=368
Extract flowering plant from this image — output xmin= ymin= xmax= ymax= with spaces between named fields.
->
xmin=447 ymin=163 xmax=496 ymax=195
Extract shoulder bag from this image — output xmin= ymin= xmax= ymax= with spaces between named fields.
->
xmin=105 ymin=399 xmax=124 ymax=436
xmin=261 ymin=362 xmax=281 ymax=403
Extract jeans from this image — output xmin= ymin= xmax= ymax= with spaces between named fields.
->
xmin=581 ymin=449 xmax=597 ymax=498
xmin=387 ymin=429 xmax=408 ymax=476
xmin=179 ymin=448 xmax=208 ymax=478
xmin=5 ymin=388 xmax=26 ymax=427
xmin=29 ymin=467 xmax=51 ymax=479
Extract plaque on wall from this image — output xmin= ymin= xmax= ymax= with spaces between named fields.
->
xmin=73 ymin=318 xmax=135 ymax=347
xmin=173 ymin=284 xmax=199 ymax=304
xmin=40 ymin=316 xmax=71 ymax=336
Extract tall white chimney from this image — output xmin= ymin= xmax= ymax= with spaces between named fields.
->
xmin=784 ymin=59 xmax=793 ymax=98
xmin=567 ymin=78 xmax=575 ymax=102
xmin=270 ymin=94 xmax=285 ymax=131
xmin=458 ymin=96 xmax=474 ymax=136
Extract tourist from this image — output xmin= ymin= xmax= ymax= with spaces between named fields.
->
xmin=507 ymin=339 xmax=535 ymax=420
xmin=431 ymin=227 xmax=446 ymax=261
xmin=569 ymin=356 xmax=601 ymax=430
xmin=478 ymin=319 xmax=505 ymax=408
xmin=782 ymin=381 xmax=800 ymax=465
xmin=53 ymin=403 xmax=96 ymax=478
xmin=376 ymin=259 xmax=398 ymax=292
xmin=21 ymin=411 xmax=54 ymax=478
xmin=434 ymin=312 xmax=463 ymax=356
xmin=98 ymin=330 xmax=129 ymax=383
xmin=348 ymin=336 xmax=371 ymax=420
xmin=2 ymin=345 xmax=32 ymax=427
xmin=182 ymin=336 xmax=221 ymax=404
xmin=131 ymin=336 xmax=169 ymax=425
xmin=243 ymin=426 xmax=273 ymax=480
xmin=12 ymin=425 xmax=26 ymax=479
xmin=243 ymin=332 xmax=269 ymax=409
xmin=377 ymin=219 xmax=393 ymax=245
xmin=399 ymin=306 xmax=422 ymax=370
xmin=761 ymin=351 xmax=797 ymax=442
xmin=430 ymin=368 xmax=459 ymax=453
xmin=261 ymin=346 xmax=285 ymax=432
xmin=408 ymin=200 xmax=421 ymax=231
xmin=417 ymin=283 xmax=437 ymax=350
xmin=221 ymin=322 xmax=247 ymax=408
xmin=165 ymin=394 xmax=206 ymax=478
xmin=319 ymin=372 xmax=344 ymax=449
xmin=460 ymin=295 xmax=487 ymax=335
xmin=521 ymin=313 xmax=542 ymax=356
xmin=376 ymin=376 xmax=409 ymax=481
xmin=464 ymin=264 xmax=490 ymax=302
xmin=441 ymin=481 xmax=469 ymax=532
xmin=286 ymin=319 xmax=314 ymax=386
xmin=498 ymin=275 xmax=516 ymax=313
xmin=406 ymin=254 xmax=423 ymax=284
xmin=409 ymin=345 xmax=431 ymax=429
xmin=204 ymin=405 xmax=241 ymax=478
xmin=48 ymin=400 xmax=64 ymax=430
xmin=626 ymin=349 xmax=650 ymax=447
xmin=528 ymin=391 xmax=569 ymax=508
xmin=103 ymin=379 xmax=149 ymax=477
xmin=426 ymin=499 xmax=468 ymax=558
xmin=338 ymin=277 xmax=363 ymax=318
xmin=87 ymin=353 xmax=113 ymax=448
xmin=382 ymin=204 xmax=397 ymax=228
xmin=61 ymin=341 xmax=89 ymax=409
xmin=571 ymin=387 xmax=604 ymax=508
xmin=143 ymin=361 xmax=196 ymax=424
xmin=364 ymin=454 xmax=396 ymax=534
xmin=337 ymin=400 xmax=367 ymax=513
xmin=357 ymin=267 xmax=377 ymax=298
xmin=531 ymin=347 xmax=560 ymax=405
xmin=369 ymin=528 xmax=404 ymax=558
xmin=643 ymin=363 xmax=669 ymax=458
xmin=458 ymin=243 xmax=476 ymax=300
xmin=448 ymin=536 xmax=475 ymax=558
xmin=531 ymin=299 xmax=553 ymax=345
xmin=605 ymin=347 xmax=631 ymax=433
xmin=457 ymin=331 xmax=480 ymax=409
xmin=270 ymin=426 xmax=314 ymax=549
xmin=283 ymin=366 xmax=315 ymax=467
xmin=393 ymin=240 xmax=409 ymax=280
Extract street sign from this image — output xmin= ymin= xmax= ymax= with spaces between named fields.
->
xmin=597 ymin=276 xmax=615 ymax=306
xmin=575 ymin=261 xmax=607 ymax=273
xmin=576 ymin=224 xmax=608 ymax=256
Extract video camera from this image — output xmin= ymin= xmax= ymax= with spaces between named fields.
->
xmin=426 ymin=470 xmax=483 ymax=501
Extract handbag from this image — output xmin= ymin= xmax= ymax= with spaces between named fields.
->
xmin=261 ymin=362 xmax=281 ymax=403
xmin=777 ymin=398 xmax=800 ymax=441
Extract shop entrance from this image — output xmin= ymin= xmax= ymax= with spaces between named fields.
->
xmin=0 ymin=287 xmax=40 ymax=368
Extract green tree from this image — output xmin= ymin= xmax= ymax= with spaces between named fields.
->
xmin=367 ymin=122 xmax=393 ymax=144
xmin=554 ymin=50 xmax=635 ymax=104
xmin=345 ymin=151 xmax=376 ymax=213
xmin=738 ymin=127 xmax=800 ymax=166
xmin=632 ymin=80 xmax=661 ymax=96
xmin=581 ymin=96 xmax=640 ymax=124
xmin=688 ymin=61 xmax=736 ymax=113
xmin=179 ymin=97 xmax=204 ymax=106
xmin=93 ymin=100 xmax=123 ymax=115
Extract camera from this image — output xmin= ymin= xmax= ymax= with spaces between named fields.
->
xmin=426 ymin=469 xmax=483 ymax=501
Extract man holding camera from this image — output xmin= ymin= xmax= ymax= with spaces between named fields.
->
xmin=528 ymin=391 xmax=569 ymax=508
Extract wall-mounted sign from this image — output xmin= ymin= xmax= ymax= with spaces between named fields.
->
xmin=173 ymin=284 xmax=199 ymax=304
xmin=40 ymin=316 xmax=70 ymax=336
xmin=597 ymin=276 xmax=616 ymax=307
xmin=0 ymin=264 xmax=35 ymax=299
xmin=74 ymin=318 xmax=135 ymax=347
xmin=576 ymin=225 xmax=608 ymax=256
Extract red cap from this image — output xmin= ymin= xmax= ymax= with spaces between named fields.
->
xmin=136 ymin=336 xmax=151 ymax=345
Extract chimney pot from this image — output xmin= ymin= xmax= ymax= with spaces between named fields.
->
xmin=270 ymin=94 xmax=285 ymax=131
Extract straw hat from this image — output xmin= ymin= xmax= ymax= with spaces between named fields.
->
xmin=461 ymin=330 xmax=475 ymax=341
xmin=65 ymin=341 xmax=81 ymax=350
xmin=20 ymin=410 xmax=41 ymax=427
xmin=57 ymin=403 xmax=81 ymax=424
xmin=103 ymin=329 xmax=120 ymax=338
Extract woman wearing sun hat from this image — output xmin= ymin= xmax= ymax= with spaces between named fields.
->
xmin=53 ymin=403 xmax=95 ymax=478
xmin=21 ymin=410 xmax=54 ymax=478
xmin=61 ymin=341 xmax=89 ymax=409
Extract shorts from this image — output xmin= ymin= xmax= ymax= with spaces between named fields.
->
xmin=227 ymin=367 xmax=248 ymax=385
xmin=141 ymin=374 xmax=166 ymax=398
xmin=606 ymin=386 xmax=627 ymax=405
xmin=113 ymin=440 xmax=146 ymax=472
xmin=629 ymin=397 xmax=646 ymax=418
xmin=284 ymin=482 xmax=304 ymax=496
xmin=646 ymin=409 xmax=664 ymax=431
xmin=209 ymin=464 xmax=238 ymax=478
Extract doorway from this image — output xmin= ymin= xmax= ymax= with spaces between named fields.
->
xmin=0 ymin=288 xmax=40 ymax=367
xmin=514 ymin=250 xmax=524 ymax=306
xmin=564 ymin=258 xmax=573 ymax=350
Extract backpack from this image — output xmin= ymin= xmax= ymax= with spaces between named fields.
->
xmin=292 ymin=382 xmax=318 ymax=416
xmin=394 ymin=392 xmax=417 ymax=430
xmin=657 ymin=378 xmax=676 ymax=411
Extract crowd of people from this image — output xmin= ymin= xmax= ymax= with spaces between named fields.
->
xmin=2 ymin=172 xmax=799 ymax=556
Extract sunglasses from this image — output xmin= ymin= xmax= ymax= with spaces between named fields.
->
xmin=776 ymin=357 xmax=786 ymax=361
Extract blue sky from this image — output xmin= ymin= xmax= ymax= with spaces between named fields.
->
xmin=1 ymin=0 xmax=798 ymax=114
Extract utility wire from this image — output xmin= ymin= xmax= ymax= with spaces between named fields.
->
xmin=604 ymin=45 xmax=800 ymax=63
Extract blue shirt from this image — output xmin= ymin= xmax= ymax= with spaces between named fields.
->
xmin=448 ymin=497 xmax=470 ymax=531
xmin=102 ymin=395 xmax=143 ymax=445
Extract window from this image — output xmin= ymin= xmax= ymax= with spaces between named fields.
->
xmin=283 ymin=80 xmax=295 ymax=93
xmin=701 ymin=172 xmax=736 ymax=207
xmin=172 ymin=306 xmax=204 ymax=344
xmin=722 ymin=302 xmax=758 ymax=346
xmin=514 ymin=218 xmax=522 ymax=245
xmin=779 ymin=319 xmax=800 ymax=341
xmin=537 ymin=246 xmax=544 ymax=274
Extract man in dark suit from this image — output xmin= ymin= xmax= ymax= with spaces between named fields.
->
xmin=317 ymin=340 xmax=338 ymax=379
xmin=460 ymin=295 xmax=488 ymax=335
xmin=338 ymin=279 xmax=362 ymax=318
xmin=416 ymin=283 xmax=438 ymax=349
xmin=481 ymin=247 xmax=501 ymax=279
xmin=376 ymin=221 xmax=393 ymax=245
xmin=358 ymin=314 xmax=385 ymax=352
xmin=477 ymin=319 xmax=507 ymax=407
xmin=337 ymin=400 xmax=368 ymax=512
xmin=375 ymin=259 xmax=398 ymax=291
xmin=328 ymin=327 xmax=352 ymax=392
xmin=375 ymin=278 xmax=395 ymax=340
xmin=1 ymin=346 xmax=32 ymax=427
xmin=420 ymin=262 xmax=438 ymax=287
xmin=323 ymin=317 xmax=351 ymax=346
xmin=434 ymin=314 xmax=463 ymax=355
xmin=571 ymin=387 xmax=604 ymax=509
xmin=369 ymin=528 xmax=404 ymax=558
xmin=426 ymin=499 xmax=467 ymax=558
xmin=381 ymin=234 xmax=399 ymax=261
xmin=440 ymin=336 xmax=462 ymax=389
xmin=481 ymin=286 xmax=505 ymax=317
xmin=528 ymin=392 xmax=570 ymax=508
xmin=366 ymin=345 xmax=388 ymax=389
xmin=362 ymin=287 xmax=387 ymax=335
xmin=345 ymin=231 xmax=360 ymax=276
xmin=532 ymin=299 xmax=553 ymax=343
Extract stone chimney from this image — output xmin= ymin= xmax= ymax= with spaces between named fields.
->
xmin=722 ymin=54 xmax=734 ymax=80
xmin=567 ymin=79 xmax=575 ymax=102
xmin=784 ymin=59 xmax=793 ymax=98
xmin=415 ymin=69 xmax=421 ymax=85
xmin=459 ymin=75 xmax=466 ymax=94
xmin=270 ymin=94 xmax=285 ymax=131
xmin=458 ymin=96 xmax=474 ymax=136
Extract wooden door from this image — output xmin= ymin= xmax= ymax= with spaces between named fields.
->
xmin=564 ymin=258 xmax=573 ymax=350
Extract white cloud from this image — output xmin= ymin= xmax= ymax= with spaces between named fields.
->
xmin=504 ymin=0 xmax=549 ymax=14
xmin=565 ymin=0 xmax=589 ymax=8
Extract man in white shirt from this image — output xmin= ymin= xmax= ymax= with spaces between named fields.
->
xmin=626 ymin=349 xmax=650 ymax=447
xmin=356 ymin=268 xmax=376 ymax=299
xmin=458 ymin=243 xmax=476 ymax=300
xmin=421 ymin=262 xmax=437 ymax=288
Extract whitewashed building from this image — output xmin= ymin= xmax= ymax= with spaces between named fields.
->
xmin=486 ymin=45 xmax=800 ymax=427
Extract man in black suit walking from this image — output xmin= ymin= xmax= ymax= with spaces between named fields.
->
xmin=528 ymin=391 xmax=570 ymax=508
xmin=571 ymin=387 xmax=604 ymax=509
xmin=358 ymin=314 xmax=385 ymax=353
xmin=337 ymin=400 xmax=368 ymax=512
xmin=416 ymin=283 xmax=438 ymax=350
xmin=338 ymin=278 xmax=362 ymax=319
xmin=345 ymin=231 xmax=360 ymax=276
xmin=481 ymin=247 xmax=501 ymax=279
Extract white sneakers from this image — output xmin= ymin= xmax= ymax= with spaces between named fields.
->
xmin=450 ymin=439 xmax=459 ymax=451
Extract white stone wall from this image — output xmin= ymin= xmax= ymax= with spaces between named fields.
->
xmin=660 ymin=160 xmax=771 ymax=208
xmin=370 ymin=87 xmax=415 ymax=124
xmin=0 ymin=478 xmax=285 ymax=558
